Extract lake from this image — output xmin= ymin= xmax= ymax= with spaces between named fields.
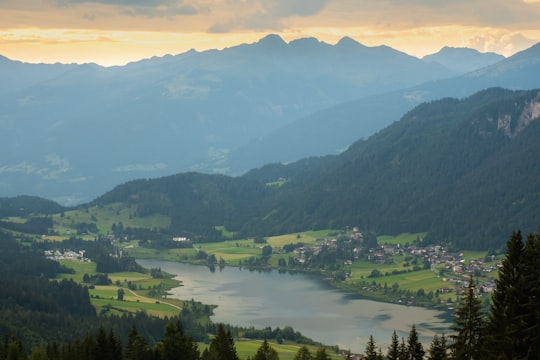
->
xmin=137 ymin=259 xmax=452 ymax=353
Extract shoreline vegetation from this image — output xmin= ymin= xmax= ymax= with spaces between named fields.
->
xmin=116 ymin=229 xmax=498 ymax=315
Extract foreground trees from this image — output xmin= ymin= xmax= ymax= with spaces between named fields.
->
xmin=450 ymin=276 xmax=483 ymax=359
xmin=482 ymin=230 xmax=540 ymax=358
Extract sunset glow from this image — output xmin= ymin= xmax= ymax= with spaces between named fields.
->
xmin=1 ymin=0 xmax=540 ymax=66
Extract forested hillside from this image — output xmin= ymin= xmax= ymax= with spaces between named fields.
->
xmin=85 ymin=88 xmax=540 ymax=250
xmin=253 ymin=87 xmax=540 ymax=249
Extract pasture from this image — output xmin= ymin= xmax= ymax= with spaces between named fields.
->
xmin=199 ymin=340 xmax=341 ymax=360
xmin=57 ymin=259 xmax=184 ymax=318
xmin=377 ymin=232 xmax=427 ymax=246
xmin=51 ymin=202 xmax=170 ymax=236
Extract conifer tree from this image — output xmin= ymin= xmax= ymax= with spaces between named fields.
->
xmin=161 ymin=321 xmax=199 ymax=360
xmin=484 ymin=230 xmax=526 ymax=358
xmin=314 ymin=348 xmax=331 ymax=360
xmin=398 ymin=337 xmax=407 ymax=360
xmin=126 ymin=325 xmax=152 ymax=360
xmin=253 ymin=340 xmax=279 ymax=360
xmin=204 ymin=324 xmax=238 ymax=360
xmin=364 ymin=335 xmax=378 ymax=360
xmin=521 ymin=231 xmax=540 ymax=357
xmin=406 ymin=325 xmax=424 ymax=360
xmin=450 ymin=276 xmax=484 ymax=359
xmin=387 ymin=330 xmax=400 ymax=360
xmin=427 ymin=334 xmax=447 ymax=360
xmin=293 ymin=346 xmax=312 ymax=360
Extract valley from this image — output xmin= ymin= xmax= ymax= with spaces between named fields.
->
xmin=1 ymin=73 xmax=540 ymax=357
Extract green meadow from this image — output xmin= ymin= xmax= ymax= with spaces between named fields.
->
xmin=51 ymin=203 xmax=170 ymax=237
xmin=199 ymin=340 xmax=341 ymax=360
xmin=58 ymin=259 xmax=184 ymax=318
xmin=377 ymin=232 xmax=427 ymax=245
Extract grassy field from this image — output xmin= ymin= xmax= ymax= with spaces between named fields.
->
xmin=199 ymin=340 xmax=341 ymax=360
xmin=58 ymin=259 xmax=184 ymax=318
xmin=377 ymin=232 xmax=427 ymax=245
xmin=50 ymin=203 xmax=170 ymax=237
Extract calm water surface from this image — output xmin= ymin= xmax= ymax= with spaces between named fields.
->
xmin=137 ymin=259 xmax=451 ymax=352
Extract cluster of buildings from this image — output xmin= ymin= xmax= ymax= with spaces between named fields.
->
xmin=44 ymin=249 xmax=89 ymax=262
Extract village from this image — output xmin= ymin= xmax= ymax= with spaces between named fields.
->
xmin=287 ymin=229 xmax=498 ymax=302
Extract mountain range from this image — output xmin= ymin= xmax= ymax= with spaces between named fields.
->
xmin=2 ymin=35 xmax=529 ymax=205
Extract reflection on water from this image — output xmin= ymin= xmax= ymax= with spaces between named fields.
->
xmin=137 ymin=259 xmax=452 ymax=353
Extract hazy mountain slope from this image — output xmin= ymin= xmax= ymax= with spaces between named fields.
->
xmin=223 ymin=43 xmax=540 ymax=174
xmin=0 ymin=35 xmax=452 ymax=204
xmin=247 ymin=88 xmax=540 ymax=249
xmin=0 ymin=55 xmax=78 ymax=95
xmin=422 ymin=47 xmax=504 ymax=74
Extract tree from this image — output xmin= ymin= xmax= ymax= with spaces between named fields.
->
xmin=483 ymin=230 xmax=526 ymax=358
xmin=406 ymin=325 xmax=424 ymax=360
xmin=125 ymin=325 xmax=152 ymax=360
xmin=387 ymin=330 xmax=400 ymax=360
xmin=450 ymin=276 xmax=484 ymax=359
xmin=364 ymin=335 xmax=378 ymax=360
xmin=253 ymin=340 xmax=279 ymax=360
xmin=6 ymin=337 xmax=27 ymax=360
xmin=314 ymin=348 xmax=331 ymax=360
xmin=293 ymin=346 xmax=312 ymax=360
xmin=203 ymin=324 xmax=238 ymax=360
xmin=520 ymin=231 xmax=540 ymax=357
xmin=161 ymin=321 xmax=199 ymax=360
xmin=117 ymin=288 xmax=125 ymax=301
xmin=427 ymin=334 xmax=447 ymax=360
xmin=398 ymin=337 xmax=407 ymax=360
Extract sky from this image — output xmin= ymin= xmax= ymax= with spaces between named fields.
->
xmin=1 ymin=0 xmax=540 ymax=66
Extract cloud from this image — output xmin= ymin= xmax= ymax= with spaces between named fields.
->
xmin=209 ymin=0 xmax=330 ymax=32
xmin=55 ymin=0 xmax=203 ymax=17
xmin=0 ymin=154 xmax=71 ymax=180
xmin=0 ymin=162 xmax=38 ymax=175
xmin=112 ymin=163 xmax=168 ymax=172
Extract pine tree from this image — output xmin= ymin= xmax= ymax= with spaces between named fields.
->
xmin=520 ymin=231 xmax=540 ymax=357
xmin=314 ymin=348 xmax=331 ymax=360
xmin=293 ymin=346 xmax=312 ymax=360
xmin=398 ymin=337 xmax=407 ymax=360
xmin=204 ymin=324 xmax=238 ymax=360
xmin=484 ymin=230 xmax=526 ymax=358
xmin=387 ymin=330 xmax=400 ymax=360
xmin=427 ymin=334 xmax=447 ymax=360
xmin=253 ymin=340 xmax=279 ymax=360
xmin=364 ymin=335 xmax=378 ymax=360
xmin=161 ymin=321 xmax=200 ymax=360
xmin=125 ymin=325 xmax=152 ymax=360
xmin=450 ymin=276 xmax=484 ymax=359
xmin=406 ymin=325 xmax=424 ymax=360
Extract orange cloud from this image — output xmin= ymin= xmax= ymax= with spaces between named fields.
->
xmin=0 ymin=0 xmax=539 ymax=65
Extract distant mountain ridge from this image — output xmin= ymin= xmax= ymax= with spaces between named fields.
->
xmin=422 ymin=46 xmax=504 ymax=74
xmin=1 ymin=36 xmax=536 ymax=206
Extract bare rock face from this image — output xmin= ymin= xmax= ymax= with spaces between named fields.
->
xmin=498 ymin=91 xmax=540 ymax=138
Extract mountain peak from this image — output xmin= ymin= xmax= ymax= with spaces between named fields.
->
xmin=257 ymin=34 xmax=287 ymax=48
xmin=336 ymin=36 xmax=363 ymax=48
xmin=422 ymin=46 xmax=504 ymax=74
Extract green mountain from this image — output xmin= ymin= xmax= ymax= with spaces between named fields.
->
xmin=251 ymin=88 xmax=540 ymax=249
xmin=84 ymin=87 xmax=540 ymax=250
